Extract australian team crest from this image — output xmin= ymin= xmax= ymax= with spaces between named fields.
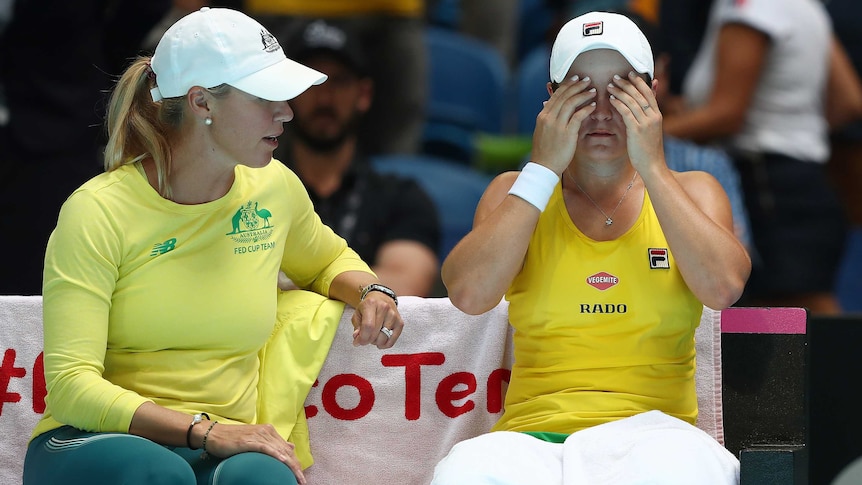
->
xmin=226 ymin=201 xmax=274 ymax=243
xmin=260 ymin=29 xmax=281 ymax=53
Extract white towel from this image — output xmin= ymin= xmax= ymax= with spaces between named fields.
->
xmin=563 ymin=410 xmax=739 ymax=484
xmin=695 ymin=307 xmax=725 ymax=445
xmin=0 ymin=295 xmax=44 ymax=485
xmin=304 ymin=297 xmax=514 ymax=485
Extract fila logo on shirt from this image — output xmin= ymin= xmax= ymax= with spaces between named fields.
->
xmin=583 ymin=21 xmax=603 ymax=36
xmin=648 ymin=248 xmax=670 ymax=269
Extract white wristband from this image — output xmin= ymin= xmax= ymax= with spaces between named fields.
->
xmin=507 ymin=162 xmax=559 ymax=212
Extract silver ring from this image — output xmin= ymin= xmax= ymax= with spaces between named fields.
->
xmin=642 ymin=105 xmax=650 ymax=110
xmin=380 ymin=327 xmax=393 ymax=339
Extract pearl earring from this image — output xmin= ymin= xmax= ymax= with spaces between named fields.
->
xmin=204 ymin=117 xmax=213 ymax=126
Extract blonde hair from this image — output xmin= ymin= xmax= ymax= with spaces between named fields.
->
xmin=103 ymin=57 xmax=230 ymax=199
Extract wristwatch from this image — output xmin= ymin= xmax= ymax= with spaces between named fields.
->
xmin=360 ymin=283 xmax=398 ymax=306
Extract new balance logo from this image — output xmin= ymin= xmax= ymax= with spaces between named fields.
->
xmin=150 ymin=238 xmax=177 ymax=256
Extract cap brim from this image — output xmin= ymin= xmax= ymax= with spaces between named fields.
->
xmin=551 ymin=43 xmax=652 ymax=83
xmin=229 ymin=57 xmax=327 ymax=101
xmin=551 ymin=51 xmax=580 ymax=84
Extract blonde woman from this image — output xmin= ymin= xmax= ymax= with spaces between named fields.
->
xmin=23 ymin=8 xmax=402 ymax=485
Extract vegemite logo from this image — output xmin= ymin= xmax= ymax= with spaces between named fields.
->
xmin=649 ymin=248 xmax=670 ymax=269
xmin=583 ymin=21 xmax=603 ymax=36
xmin=586 ymin=272 xmax=619 ymax=291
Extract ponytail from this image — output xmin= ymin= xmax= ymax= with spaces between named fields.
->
xmin=103 ymin=57 xmax=185 ymax=199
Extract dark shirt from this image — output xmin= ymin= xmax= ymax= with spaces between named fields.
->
xmin=286 ymin=157 xmax=441 ymax=264
xmin=0 ymin=0 xmax=171 ymax=295
xmin=658 ymin=0 xmax=714 ymax=95
xmin=0 ymin=0 xmax=171 ymax=158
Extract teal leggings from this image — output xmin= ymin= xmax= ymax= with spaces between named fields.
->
xmin=23 ymin=426 xmax=299 ymax=485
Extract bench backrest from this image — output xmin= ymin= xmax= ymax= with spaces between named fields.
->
xmin=719 ymin=307 xmax=807 ymax=458
xmin=0 ymin=295 xmax=725 ymax=485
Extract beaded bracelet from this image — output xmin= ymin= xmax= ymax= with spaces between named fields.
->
xmin=202 ymin=421 xmax=218 ymax=454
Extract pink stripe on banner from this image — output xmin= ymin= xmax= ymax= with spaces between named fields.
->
xmin=721 ymin=307 xmax=807 ymax=334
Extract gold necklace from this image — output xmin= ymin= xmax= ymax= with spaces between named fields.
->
xmin=565 ymin=170 xmax=638 ymax=226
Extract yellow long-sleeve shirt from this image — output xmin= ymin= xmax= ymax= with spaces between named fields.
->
xmin=32 ymin=160 xmax=371 ymax=440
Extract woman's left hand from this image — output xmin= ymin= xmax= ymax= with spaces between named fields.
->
xmin=351 ymin=291 xmax=403 ymax=349
xmin=607 ymin=71 xmax=665 ymax=174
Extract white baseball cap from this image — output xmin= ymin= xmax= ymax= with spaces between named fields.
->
xmin=150 ymin=7 xmax=327 ymax=102
xmin=549 ymin=11 xmax=654 ymax=84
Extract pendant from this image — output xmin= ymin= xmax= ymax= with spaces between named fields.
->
xmin=605 ymin=218 xmax=613 ymax=226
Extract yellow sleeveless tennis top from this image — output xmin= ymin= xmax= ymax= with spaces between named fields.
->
xmin=495 ymin=183 xmax=702 ymax=434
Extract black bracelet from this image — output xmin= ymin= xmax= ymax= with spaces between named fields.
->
xmin=359 ymin=283 xmax=398 ymax=306
xmin=202 ymin=421 xmax=218 ymax=454
xmin=186 ymin=412 xmax=210 ymax=450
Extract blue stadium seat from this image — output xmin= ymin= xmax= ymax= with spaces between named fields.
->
xmin=516 ymin=0 xmax=554 ymax=62
xmin=836 ymin=227 xmax=862 ymax=312
xmin=512 ymin=44 xmax=550 ymax=135
xmin=427 ymin=0 xmax=554 ymax=64
xmin=423 ymin=27 xmax=509 ymax=162
xmin=427 ymin=0 xmax=460 ymax=28
xmin=371 ymin=154 xmax=492 ymax=260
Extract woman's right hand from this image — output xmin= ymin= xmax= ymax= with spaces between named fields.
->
xmin=201 ymin=422 xmax=306 ymax=484
xmin=530 ymin=76 xmax=597 ymax=176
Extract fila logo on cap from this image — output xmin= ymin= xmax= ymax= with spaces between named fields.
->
xmin=583 ymin=21 xmax=603 ymax=36
xmin=649 ymin=248 xmax=670 ymax=269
